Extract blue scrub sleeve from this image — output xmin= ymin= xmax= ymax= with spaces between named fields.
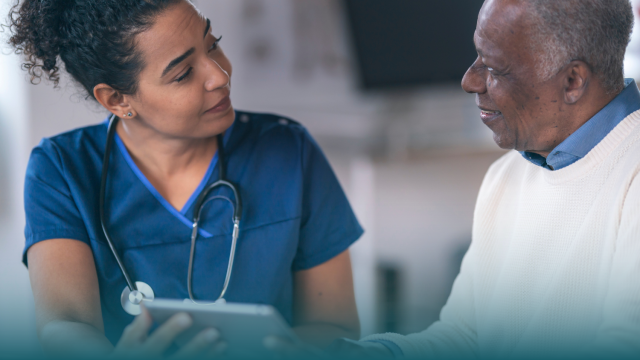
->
xmin=292 ymin=128 xmax=364 ymax=271
xmin=23 ymin=140 xmax=91 ymax=266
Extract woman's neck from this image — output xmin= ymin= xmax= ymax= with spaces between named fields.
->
xmin=116 ymin=118 xmax=218 ymax=180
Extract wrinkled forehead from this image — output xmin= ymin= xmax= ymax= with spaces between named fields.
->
xmin=475 ymin=0 xmax=535 ymax=63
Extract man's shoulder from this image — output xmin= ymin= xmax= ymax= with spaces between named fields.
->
xmin=595 ymin=110 xmax=640 ymax=172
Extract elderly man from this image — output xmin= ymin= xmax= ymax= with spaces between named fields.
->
xmin=296 ymin=0 xmax=640 ymax=359
xmin=347 ymin=0 xmax=640 ymax=358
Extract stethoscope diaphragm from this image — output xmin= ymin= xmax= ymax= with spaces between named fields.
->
xmin=120 ymin=281 xmax=155 ymax=315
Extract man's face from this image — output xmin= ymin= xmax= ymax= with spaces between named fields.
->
xmin=462 ymin=0 xmax=566 ymax=153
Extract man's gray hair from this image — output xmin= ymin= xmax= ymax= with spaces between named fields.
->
xmin=526 ymin=0 xmax=634 ymax=94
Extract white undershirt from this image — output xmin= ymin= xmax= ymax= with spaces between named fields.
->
xmin=363 ymin=111 xmax=640 ymax=359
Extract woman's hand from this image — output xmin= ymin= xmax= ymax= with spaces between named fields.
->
xmin=112 ymin=306 xmax=226 ymax=359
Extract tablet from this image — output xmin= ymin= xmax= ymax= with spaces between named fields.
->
xmin=145 ymin=299 xmax=300 ymax=356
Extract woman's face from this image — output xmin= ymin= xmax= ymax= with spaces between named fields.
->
xmin=126 ymin=1 xmax=234 ymax=139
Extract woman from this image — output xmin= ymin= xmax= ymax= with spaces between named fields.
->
xmin=8 ymin=0 xmax=362 ymax=357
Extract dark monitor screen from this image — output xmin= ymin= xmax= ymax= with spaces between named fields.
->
xmin=343 ymin=0 xmax=484 ymax=90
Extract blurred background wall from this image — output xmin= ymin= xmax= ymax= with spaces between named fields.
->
xmin=2 ymin=0 xmax=640 ymax=356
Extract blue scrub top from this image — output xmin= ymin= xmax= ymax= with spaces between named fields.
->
xmin=23 ymin=111 xmax=363 ymax=345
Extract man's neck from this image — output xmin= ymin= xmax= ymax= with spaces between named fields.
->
xmin=527 ymin=86 xmax=620 ymax=158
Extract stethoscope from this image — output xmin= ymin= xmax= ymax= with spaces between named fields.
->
xmin=100 ymin=114 xmax=243 ymax=315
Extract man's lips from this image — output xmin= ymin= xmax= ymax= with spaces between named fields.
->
xmin=205 ymin=95 xmax=231 ymax=114
xmin=479 ymin=108 xmax=502 ymax=123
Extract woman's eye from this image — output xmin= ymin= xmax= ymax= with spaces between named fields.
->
xmin=209 ymin=36 xmax=222 ymax=52
xmin=175 ymin=67 xmax=193 ymax=83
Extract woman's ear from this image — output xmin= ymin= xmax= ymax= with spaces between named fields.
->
xmin=94 ymin=84 xmax=135 ymax=117
xmin=562 ymin=60 xmax=591 ymax=105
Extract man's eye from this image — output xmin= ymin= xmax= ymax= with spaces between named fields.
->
xmin=175 ymin=68 xmax=192 ymax=83
xmin=209 ymin=36 xmax=222 ymax=52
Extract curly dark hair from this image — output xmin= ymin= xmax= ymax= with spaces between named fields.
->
xmin=6 ymin=0 xmax=182 ymax=98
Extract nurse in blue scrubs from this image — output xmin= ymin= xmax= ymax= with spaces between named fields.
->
xmin=9 ymin=0 xmax=362 ymax=357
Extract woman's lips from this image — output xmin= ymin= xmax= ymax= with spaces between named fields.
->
xmin=205 ymin=96 xmax=231 ymax=114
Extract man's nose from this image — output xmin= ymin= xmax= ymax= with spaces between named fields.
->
xmin=204 ymin=58 xmax=230 ymax=91
xmin=461 ymin=57 xmax=487 ymax=95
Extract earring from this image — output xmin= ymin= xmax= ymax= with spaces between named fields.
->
xmin=128 ymin=112 xmax=133 ymax=117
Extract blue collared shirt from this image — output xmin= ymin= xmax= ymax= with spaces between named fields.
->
xmin=521 ymin=79 xmax=640 ymax=170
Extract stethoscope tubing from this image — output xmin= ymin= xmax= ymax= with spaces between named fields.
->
xmin=101 ymin=115 xmax=138 ymax=292
xmin=187 ymin=215 xmax=240 ymax=304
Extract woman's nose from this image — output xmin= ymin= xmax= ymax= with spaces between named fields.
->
xmin=461 ymin=57 xmax=487 ymax=95
xmin=204 ymin=59 xmax=230 ymax=91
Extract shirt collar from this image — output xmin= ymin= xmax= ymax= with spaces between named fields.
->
xmin=521 ymin=78 xmax=640 ymax=170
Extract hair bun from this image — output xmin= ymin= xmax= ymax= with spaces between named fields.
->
xmin=6 ymin=0 xmax=71 ymax=84
xmin=6 ymin=0 xmax=180 ymax=98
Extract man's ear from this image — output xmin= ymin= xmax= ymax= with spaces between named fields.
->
xmin=93 ymin=84 xmax=136 ymax=118
xmin=562 ymin=60 xmax=591 ymax=105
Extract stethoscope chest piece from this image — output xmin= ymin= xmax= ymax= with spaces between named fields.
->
xmin=121 ymin=281 xmax=155 ymax=315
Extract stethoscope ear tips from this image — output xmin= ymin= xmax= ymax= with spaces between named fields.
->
xmin=121 ymin=281 xmax=155 ymax=315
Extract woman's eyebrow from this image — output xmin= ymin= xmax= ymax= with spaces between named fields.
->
xmin=160 ymin=19 xmax=211 ymax=78
xmin=162 ymin=47 xmax=195 ymax=77
xmin=204 ymin=18 xmax=210 ymax=38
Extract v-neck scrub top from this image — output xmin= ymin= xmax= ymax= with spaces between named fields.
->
xmin=23 ymin=111 xmax=363 ymax=345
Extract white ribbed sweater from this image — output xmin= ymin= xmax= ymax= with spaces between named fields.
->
xmin=364 ymin=111 xmax=640 ymax=359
